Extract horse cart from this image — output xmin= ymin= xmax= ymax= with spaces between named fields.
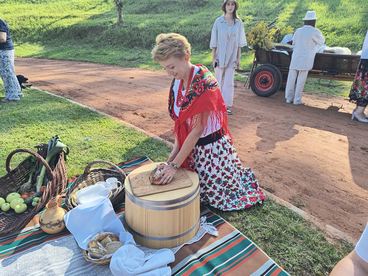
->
xmin=248 ymin=45 xmax=360 ymax=97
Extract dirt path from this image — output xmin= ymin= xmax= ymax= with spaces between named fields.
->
xmin=16 ymin=58 xmax=368 ymax=239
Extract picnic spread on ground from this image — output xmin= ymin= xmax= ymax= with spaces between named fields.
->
xmin=0 ymin=137 xmax=288 ymax=275
xmin=2 ymin=2 xmax=368 ymax=274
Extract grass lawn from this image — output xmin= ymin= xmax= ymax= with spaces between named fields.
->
xmin=0 ymin=87 xmax=353 ymax=275
xmin=2 ymin=0 xmax=366 ymax=97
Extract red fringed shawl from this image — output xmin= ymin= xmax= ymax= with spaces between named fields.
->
xmin=168 ymin=65 xmax=231 ymax=169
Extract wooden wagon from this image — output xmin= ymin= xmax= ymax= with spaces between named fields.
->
xmin=248 ymin=45 xmax=360 ymax=97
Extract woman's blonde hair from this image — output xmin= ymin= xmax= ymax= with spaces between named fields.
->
xmin=151 ymin=33 xmax=191 ymax=62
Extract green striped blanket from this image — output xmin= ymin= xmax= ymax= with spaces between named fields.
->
xmin=0 ymin=157 xmax=288 ymax=275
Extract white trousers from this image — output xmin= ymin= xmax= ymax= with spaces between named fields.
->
xmin=285 ymin=69 xmax=308 ymax=104
xmin=215 ymin=65 xmax=235 ymax=107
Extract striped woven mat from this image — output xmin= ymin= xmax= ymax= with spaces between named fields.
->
xmin=0 ymin=157 xmax=288 ymax=275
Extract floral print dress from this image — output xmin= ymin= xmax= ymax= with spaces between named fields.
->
xmin=349 ymin=59 xmax=368 ymax=107
xmin=169 ymin=65 xmax=266 ymax=211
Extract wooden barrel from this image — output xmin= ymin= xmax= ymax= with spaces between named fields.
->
xmin=124 ymin=163 xmax=200 ymax=249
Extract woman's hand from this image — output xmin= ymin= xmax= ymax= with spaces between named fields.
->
xmin=157 ymin=163 xmax=177 ymax=185
xmin=234 ymin=60 xmax=240 ymax=69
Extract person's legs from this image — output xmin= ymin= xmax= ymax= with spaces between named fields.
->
xmin=214 ymin=66 xmax=224 ymax=90
xmin=285 ymin=69 xmax=297 ymax=103
xmin=0 ymin=50 xmax=21 ymax=101
xmin=293 ymin=70 xmax=308 ymax=104
xmin=222 ymin=66 xmax=235 ymax=110
xmin=352 ymin=100 xmax=368 ymax=123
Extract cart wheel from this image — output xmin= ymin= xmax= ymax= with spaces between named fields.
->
xmin=250 ymin=64 xmax=282 ymax=97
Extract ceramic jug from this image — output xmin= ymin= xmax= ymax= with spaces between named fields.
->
xmin=39 ymin=195 xmax=66 ymax=234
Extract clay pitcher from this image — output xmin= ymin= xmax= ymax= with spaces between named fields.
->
xmin=39 ymin=195 xmax=66 ymax=234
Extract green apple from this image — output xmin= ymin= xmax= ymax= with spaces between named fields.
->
xmin=6 ymin=192 xmax=21 ymax=203
xmin=14 ymin=203 xmax=28 ymax=214
xmin=32 ymin=200 xmax=39 ymax=207
xmin=10 ymin=198 xmax=24 ymax=210
xmin=31 ymin=197 xmax=41 ymax=207
xmin=1 ymin=203 xmax=10 ymax=212
xmin=0 ymin=197 xmax=5 ymax=207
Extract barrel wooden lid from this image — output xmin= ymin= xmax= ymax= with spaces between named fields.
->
xmin=125 ymin=163 xmax=199 ymax=201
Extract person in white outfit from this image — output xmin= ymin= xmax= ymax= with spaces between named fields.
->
xmin=210 ymin=0 xmax=247 ymax=115
xmin=349 ymin=30 xmax=368 ymax=123
xmin=285 ymin=11 xmax=325 ymax=105
xmin=330 ymin=222 xmax=368 ymax=276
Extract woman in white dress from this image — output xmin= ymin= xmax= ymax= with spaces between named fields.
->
xmin=210 ymin=0 xmax=247 ymax=115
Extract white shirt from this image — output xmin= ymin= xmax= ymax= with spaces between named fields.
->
xmin=172 ymin=66 xmax=221 ymax=137
xmin=355 ymin=223 xmax=368 ymax=263
xmin=210 ymin=16 xmax=247 ymax=68
xmin=290 ymin=25 xmax=325 ymax=70
xmin=361 ymin=30 xmax=368 ymax=59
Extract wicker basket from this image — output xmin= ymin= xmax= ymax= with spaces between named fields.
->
xmin=82 ymin=249 xmax=111 ymax=265
xmin=65 ymin=160 xmax=126 ymax=211
xmin=0 ymin=147 xmax=67 ymax=236
xmin=82 ymin=232 xmax=121 ymax=265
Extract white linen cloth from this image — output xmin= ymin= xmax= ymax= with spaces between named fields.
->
xmin=64 ymin=198 xmax=135 ymax=250
xmin=290 ymin=25 xmax=325 ymax=70
xmin=110 ymin=245 xmax=174 ymax=276
xmin=110 ymin=216 xmax=218 ymax=276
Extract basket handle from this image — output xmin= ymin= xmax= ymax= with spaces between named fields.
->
xmin=5 ymin=149 xmax=54 ymax=181
xmin=83 ymin=160 xmax=126 ymax=177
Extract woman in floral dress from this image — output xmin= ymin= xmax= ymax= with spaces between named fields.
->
xmin=151 ymin=33 xmax=265 ymax=211
xmin=350 ymin=30 xmax=368 ymax=123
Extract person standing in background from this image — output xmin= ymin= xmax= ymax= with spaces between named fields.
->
xmin=151 ymin=33 xmax=265 ymax=211
xmin=0 ymin=18 xmax=21 ymax=103
xmin=210 ymin=0 xmax=247 ymax=115
xmin=349 ymin=30 xmax=368 ymax=123
xmin=285 ymin=11 xmax=324 ymax=105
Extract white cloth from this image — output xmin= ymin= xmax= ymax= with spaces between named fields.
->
xmin=281 ymin=33 xmax=293 ymax=44
xmin=110 ymin=245 xmax=174 ymax=276
xmin=215 ymin=65 xmax=235 ymax=107
xmin=290 ymin=25 xmax=325 ymax=70
xmin=361 ymin=30 xmax=368 ymax=59
xmin=172 ymin=65 xmax=221 ymax=137
xmin=173 ymin=66 xmax=199 ymax=117
xmin=210 ymin=16 xmax=247 ymax=68
xmin=64 ymin=198 xmax=135 ymax=250
xmin=285 ymin=69 xmax=308 ymax=104
xmin=355 ymin=223 xmax=368 ymax=263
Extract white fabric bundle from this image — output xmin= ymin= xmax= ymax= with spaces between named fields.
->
xmin=110 ymin=244 xmax=174 ymax=276
xmin=64 ymin=197 xmax=135 ymax=250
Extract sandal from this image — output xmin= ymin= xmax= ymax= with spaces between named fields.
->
xmin=226 ymin=107 xmax=233 ymax=115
